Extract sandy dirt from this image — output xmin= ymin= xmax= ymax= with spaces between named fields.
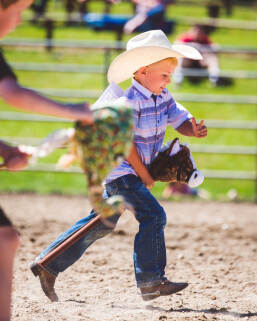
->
xmin=1 ymin=194 xmax=257 ymax=321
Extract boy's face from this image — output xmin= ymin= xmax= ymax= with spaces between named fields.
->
xmin=0 ymin=0 xmax=32 ymax=38
xmin=138 ymin=59 xmax=176 ymax=95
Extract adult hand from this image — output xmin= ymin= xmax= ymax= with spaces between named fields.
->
xmin=1 ymin=145 xmax=29 ymax=171
xmin=192 ymin=117 xmax=207 ymax=138
xmin=68 ymin=102 xmax=94 ymax=124
xmin=5 ymin=154 xmax=29 ymax=171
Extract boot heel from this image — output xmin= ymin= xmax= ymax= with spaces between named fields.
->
xmin=30 ymin=262 xmax=39 ymax=277
xmin=141 ymin=290 xmax=160 ymax=301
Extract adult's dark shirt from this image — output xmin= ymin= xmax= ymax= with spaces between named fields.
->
xmin=0 ymin=49 xmax=17 ymax=81
xmin=0 ymin=50 xmax=16 ymax=226
xmin=0 ymin=207 xmax=12 ymax=226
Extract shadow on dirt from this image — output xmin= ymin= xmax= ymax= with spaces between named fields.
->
xmin=147 ymin=305 xmax=257 ymax=318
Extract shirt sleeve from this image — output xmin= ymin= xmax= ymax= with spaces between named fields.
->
xmin=167 ymin=97 xmax=192 ymax=129
xmin=0 ymin=50 xmax=17 ymax=82
xmin=124 ymin=87 xmax=140 ymax=130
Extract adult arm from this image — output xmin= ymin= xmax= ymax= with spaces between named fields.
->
xmin=0 ymin=77 xmax=93 ymax=122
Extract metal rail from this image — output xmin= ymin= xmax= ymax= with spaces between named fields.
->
xmin=0 ymin=38 xmax=124 ymax=50
xmin=1 ymin=87 xmax=256 ymax=104
xmin=1 ymin=111 xmax=256 ymax=130
xmin=1 ymin=38 xmax=257 ymax=55
xmin=9 ymin=62 xmax=257 ymax=79
xmin=177 ymin=16 xmax=257 ymax=31
xmin=14 ymin=163 xmax=256 ymax=181
xmin=1 ymin=136 xmax=256 ymax=155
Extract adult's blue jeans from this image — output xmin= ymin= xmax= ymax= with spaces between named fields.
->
xmin=36 ymin=174 xmax=167 ymax=288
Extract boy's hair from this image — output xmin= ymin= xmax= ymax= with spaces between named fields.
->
xmin=134 ymin=57 xmax=178 ymax=78
xmin=0 ymin=0 xmax=19 ymax=9
xmin=149 ymin=57 xmax=178 ymax=68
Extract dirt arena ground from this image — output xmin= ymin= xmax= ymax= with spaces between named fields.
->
xmin=1 ymin=194 xmax=257 ymax=321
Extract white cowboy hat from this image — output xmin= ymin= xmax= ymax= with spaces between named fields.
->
xmin=107 ymin=29 xmax=202 ymax=84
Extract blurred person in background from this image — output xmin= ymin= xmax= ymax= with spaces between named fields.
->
xmin=124 ymin=0 xmax=166 ymax=34
xmin=162 ymin=181 xmax=198 ymax=199
xmin=65 ymin=0 xmax=87 ymax=26
xmin=31 ymin=0 xmax=87 ymax=25
xmin=207 ymin=0 xmax=233 ymax=18
xmin=162 ymin=181 xmax=210 ymax=200
xmin=30 ymin=0 xmax=49 ymax=23
xmin=173 ymin=24 xmax=221 ymax=86
xmin=0 ymin=0 xmax=93 ymax=319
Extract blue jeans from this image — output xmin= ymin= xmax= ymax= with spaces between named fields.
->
xmin=36 ymin=174 xmax=167 ymax=288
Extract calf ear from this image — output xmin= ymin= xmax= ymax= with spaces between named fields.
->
xmin=166 ymin=138 xmax=180 ymax=156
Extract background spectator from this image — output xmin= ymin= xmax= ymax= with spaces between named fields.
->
xmin=124 ymin=0 xmax=166 ymax=34
xmin=162 ymin=182 xmax=198 ymax=199
xmin=173 ymin=24 xmax=226 ymax=86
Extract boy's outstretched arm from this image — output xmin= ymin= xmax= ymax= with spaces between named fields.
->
xmin=176 ymin=117 xmax=207 ymax=138
xmin=0 ymin=77 xmax=94 ymax=123
xmin=127 ymin=143 xmax=155 ymax=189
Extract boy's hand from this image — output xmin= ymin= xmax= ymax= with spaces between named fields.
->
xmin=127 ymin=143 xmax=155 ymax=189
xmin=141 ymin=173 xmax=155 ymax=189
xmin=192 ymin=118 xmax=207 ymax=138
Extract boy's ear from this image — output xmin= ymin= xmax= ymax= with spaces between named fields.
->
xmin=139 ymin=67 xmax=148 ymax=75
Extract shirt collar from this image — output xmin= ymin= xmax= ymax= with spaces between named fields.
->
xmin=132 ymin=78 xmax=163 ymax=99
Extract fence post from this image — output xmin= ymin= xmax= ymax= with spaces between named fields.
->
xmin=103 ymin=48 xmax=111 ymax=89
xmin=45 ymin=19 xmax=54 ymax=52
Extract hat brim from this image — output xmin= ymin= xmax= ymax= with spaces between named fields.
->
xmin=107 ymin=44 xmax=202 ymax=84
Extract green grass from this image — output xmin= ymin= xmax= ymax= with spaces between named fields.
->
xmin=0 ymin=171 xmax=255 ymax=202
xmin=0 ymin=171 xmax=88 ymax=195
xmin=0 ymin=1 xmax=256 ymax=201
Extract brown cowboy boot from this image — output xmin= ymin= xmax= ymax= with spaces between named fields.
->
xmin=140 ymin=279 xmax=188 ymax=301
xmin=30 ymin=262 xmax=59 ymax=302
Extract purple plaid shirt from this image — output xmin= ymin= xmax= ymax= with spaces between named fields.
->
xmin=105 ymin=79 xmax=192 ymax=183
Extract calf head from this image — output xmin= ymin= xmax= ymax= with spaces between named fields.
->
xmin=149 ymin=138 xmax=204 ymax=188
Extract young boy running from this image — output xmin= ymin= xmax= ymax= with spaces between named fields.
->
xmin=31 ymin=29 xmax=207 ymax=302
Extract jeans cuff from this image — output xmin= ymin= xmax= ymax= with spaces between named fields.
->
xmin=137 ymin=279 xmax=161 ymax=288
xmin=38 ymin=262 xmax=59 ymax=278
